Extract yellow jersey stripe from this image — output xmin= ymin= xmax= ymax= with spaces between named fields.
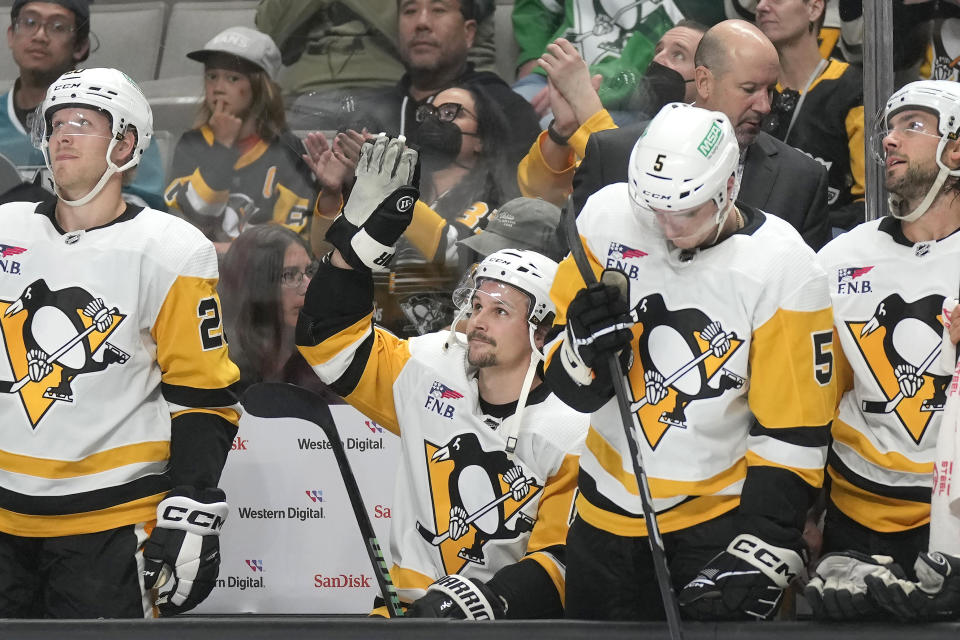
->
xmin=828 ymin=466 xmax=930 ymax=532
xmin=0 ymin=441 xmax=169 ymax=478
xmin=832 ymin=417 xmax=932 ymax=474
xmin=577 ymin=492 xmax=739 ymax=536
xmin=299 ymin=313 xmax=373 ymax=366
xmin=528 ymin=553 xmax=566 ymax=607
xmin=0 ymin=493 xmax=164 ymax=537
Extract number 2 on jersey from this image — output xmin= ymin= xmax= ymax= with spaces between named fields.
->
xmin=197 ymin=297 xmax=225 ymax=351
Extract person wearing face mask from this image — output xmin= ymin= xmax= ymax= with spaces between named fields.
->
xmin=164 ymin=27 xmax=321 ymax=248
xmin=373 ymin=82 xmax=518 ymax=337
xmin=517 ymin=22 xmax=706 ymax=207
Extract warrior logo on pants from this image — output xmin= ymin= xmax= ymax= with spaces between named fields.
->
xmin=417 ymin=432 xmax=541 ymax=574
xmin=628 ymin=293 xmax=745 ymax=449
xmin=0 ymin=279 xmax=128 ymax=428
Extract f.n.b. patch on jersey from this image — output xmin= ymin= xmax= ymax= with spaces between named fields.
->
xmin=627 ymin=293 xmax=745 ymax=449
xmin=417 ymin=433 xmax=541 ymax=574
xmin=0 ymin=279 xmax=129 ymax=428
xmin=837 ymin=265 xmax=874 ymax=295
xmin=0 ymin=243 xmax=26 ymax=277
xmin=845 ymin=292 xmax=949 ymax=444
xmin=606 ymin=242 xmax=648 ymax=279
xmin=424 ymin=381 xmax=464 ymax=419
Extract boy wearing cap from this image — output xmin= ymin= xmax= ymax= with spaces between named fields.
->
xmin=0 ymin=0 xmax=167 ymax=210
xmin=163 ymin=26 xmax=325 ymax=247
xmin=457 ymin=197 xmax=564 ymax=261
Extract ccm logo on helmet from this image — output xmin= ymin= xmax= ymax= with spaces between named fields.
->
xmin=641 ymin=190 xmax=670 ymax=200
xmin=53 ymin=82 xmax=81 ymax=91
xmin=731 ymin=537 xmax=798 ymax=581
xmin=162 ymin=505 xmax=226 ymax=532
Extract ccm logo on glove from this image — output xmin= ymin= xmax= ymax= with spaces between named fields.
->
xmin=160 ymin=505 xmax=225 ymax=532
xmin=729 ymin=534 xmax=801 ymax=586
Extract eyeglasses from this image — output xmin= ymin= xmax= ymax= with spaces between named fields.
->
xmin=415 ymin=102 xmax=476 ymax=124
xmin=280 ymin=262 xmax=318 ymax=288
xmin=761 ymin=88 xmax=799 ymax=137
xmin=13 ymin=14 xmax=77 ymax=39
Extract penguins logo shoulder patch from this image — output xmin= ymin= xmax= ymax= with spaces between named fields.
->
xmin=417 ymin=432 xmax=541 ymax=573
xmin=846 ymin=293 xmax=949 ymax=444
xmin=628 ymin=293 xmax=745 ymax=449
xmin=0 ymin=279 xmax=129 ymax=428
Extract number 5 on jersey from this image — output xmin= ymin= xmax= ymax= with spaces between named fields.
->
xmin=197 ymin=297 xmax=225 ymax=351
xmin=812 ymin=330 xmax=833 ymax=386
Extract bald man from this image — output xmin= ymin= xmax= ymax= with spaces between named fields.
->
xmin=572 ymin=20 xmax=830 ymax=251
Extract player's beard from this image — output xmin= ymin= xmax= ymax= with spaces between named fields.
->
xmin=886 ymin=160 xmax=939 ymax=205
xmin=467 ymin=330 xmax=497 ymax=368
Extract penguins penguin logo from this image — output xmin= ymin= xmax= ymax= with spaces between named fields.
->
xmin=0 ymin=279 xmax=129 ymax=427
xmin=417 ymin=433 xmax=541 ymax=572
xmin=847 ymin=293 xmax=949 ymax=444
xmin=628 ymin=294 xmax=745 ymax=449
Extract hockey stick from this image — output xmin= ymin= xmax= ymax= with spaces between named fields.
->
xmin=415 ymin=478 xmax=536 ymax=545
xmin=560 ymin=199 xmax=684 ymax=640
xmin=629 ymin=332 xmax=736 ymax=412
xmin=0 ymin=308 xmax=118 ymax=395
xmin=862 ymin=342 xmax=940 ymax=413
xmin=241 ymin=382 xmax=403 ymax=618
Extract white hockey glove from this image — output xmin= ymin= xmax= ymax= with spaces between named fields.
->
xmin=804 ymin=551 xmax=902 ymax=620
xmin=142 ymin=486 xmax=228 ymax=616
xmin=559 ymin=280 xmax=634 ymax=387
xmin=678 ymin=533 xmax=804 ymax=620
xmin=326 ymin=135 xmax=419 ymax=273
xmin=406 ymin=574 xmax=507 ymax=619
xmin=865 ymin=551 xmax=960 ymax=621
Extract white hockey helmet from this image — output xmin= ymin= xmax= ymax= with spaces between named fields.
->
xmin=628 ymin=103 xmax=740 ymax=247
xmin=36 ymin=68 xmax=154 ymax=206
xmin=873 ymin=80 xmax=960 ymax=222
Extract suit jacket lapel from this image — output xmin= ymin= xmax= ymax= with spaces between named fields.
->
xmin=741 ymin=132 xmax=778 ymax=209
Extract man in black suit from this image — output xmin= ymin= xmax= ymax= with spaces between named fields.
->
xmin=573 ymin=20 xmax=831 ymax=250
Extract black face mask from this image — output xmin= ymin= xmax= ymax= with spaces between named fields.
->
xmin=411 ymin=116 xmax=463 ymax=166
xmin=627 ymin=61 xmax=689 ymax=116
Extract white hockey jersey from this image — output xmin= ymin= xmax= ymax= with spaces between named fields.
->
xmin=546 ymin=183 xmax=835 ymax=541
xmin=0 ymin=201 xmax=240 ymax=537
xmin=818 ymin=217 xmax=960 ymax=534
xmin=300 ymin=325 xmax=587 ymax=607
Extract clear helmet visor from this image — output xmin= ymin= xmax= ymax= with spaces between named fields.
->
xmin=869 ymin=105 xmax=944 ymax=167
xmin=630 ymin=193 xmax=728 ymax=250
xmin=31 ymin=107 xmax=114 ymax=151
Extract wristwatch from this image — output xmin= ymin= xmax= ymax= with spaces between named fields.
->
xmin=547 ymin=118 xmax=571 ymax=146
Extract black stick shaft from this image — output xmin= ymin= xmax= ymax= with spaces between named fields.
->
xmin=561 ymin=200 xmax=684 ymax=640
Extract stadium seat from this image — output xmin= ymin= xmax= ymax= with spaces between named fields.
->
xmin=494 ymin=0 xmax=519 ymax=83
xmin=156 ymin=0 xmax=259 ymax=80
xmin=86 ymin=2 xmax=167 ymax=82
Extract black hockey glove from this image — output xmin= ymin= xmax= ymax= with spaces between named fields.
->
xmin=142 ymin=486 xmax=228 ymax=616
xmin=678 ymin=533 xmax=804 ymax=620
xmin=406 ymin=574 xmax=507 ymax=619
xmin=326 ymin=134 xmax=419 ymax=272
xmin=804 ymin=551 xmax=903 ymax=620
xmin=865 ymin=551 xmax=960 ymax=621
xmin=559 ymin=279 xmax=634 ymax=387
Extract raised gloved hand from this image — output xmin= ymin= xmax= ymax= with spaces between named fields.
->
xmin=678 ymin=533 xmax=804 ymax=620
xmin=142 ymin=486 xmax=228 ymax=616
xmin=327 ymin=135 xmax=419 ymax=272
xmin=559 ymin=278 xmax=634 ymax=387
xmin=865 ymin=551 xmax=960 ymax=621
xmin=804 ymin=551 xmax=903 ymax=620
xmin=406 ymin=574 xmax=507 ymax=619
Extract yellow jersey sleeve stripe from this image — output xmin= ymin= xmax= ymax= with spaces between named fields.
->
xmin=526 ymin=453 xmax=579 ymax=552
xmin=0 ymin=441 xmax=169 ymax=478
xmin=299 ymin=313 xmax=373 ymax=366
xmin=577 ymin=492 xmax=739 ymax=536
xmin=390 ymin=563 xmax=433 ymax=594
xmin=745 ymin=449 xmax=824 ymax=488
xmin=827 ymin=466 xmax=930 ymax=532
xmin=341 ymin=332 xmax=411 ymax=435
xmin=568 ymin=109 xmax=616 ymax=159
xmin=405 ymin=201 xmax=447 ymax=260
xmin=186 ymin=168 xmax=228 ymax=205
xmin=846 ymin=105 xmax=866 ymax=198
xmin=235 ymin=139 xmax=270 ymax=169
xmin=832 ymin=417 xmax=933 ymax=473
xmin=527 ymin=553 xmax=566 ymax=607
xmin=0 ymin=493 xmax=164 ymax=537
xmin=272 ymin=184 xmax=310 ymax=233
xmin=171 ymin=406 xmax=241 ymax=425
xmin=749 ymin=307 xmax=836 ymax=429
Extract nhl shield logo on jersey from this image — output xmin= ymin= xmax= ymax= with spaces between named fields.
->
xmin=416 ymin=433 xmax=541 ymax=573
xmin=845 ymin=293 xmax=949 ymax=443
xmin=0 ymin=279 xmax=129 ymax=428
xmin=627 ymin=293 xmax=745 ymax=449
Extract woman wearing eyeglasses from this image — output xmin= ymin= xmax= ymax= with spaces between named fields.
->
xmin=376 ymin=82 xmax=518 ymax=336
xmin=219 ymin=224 xmax=336 ymax=398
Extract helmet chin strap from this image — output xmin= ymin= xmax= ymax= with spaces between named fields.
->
xmin=499 ymin=324 xmax=542 ymax=460
xmin=889 ymin=137 xmax=960 ymax=222
xmin=54 ymin=163 xmax=117 ymax=207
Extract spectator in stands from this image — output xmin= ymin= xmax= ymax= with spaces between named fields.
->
xmin=511 ymin=0 xmax=723 ymax=125
xmin=0 ymin=0 xmax=166 ymax=209
xmin=756 ymin=0 xmax=865 ymax=233
xmin=219 ymin=224 xmax=338 ymax=400
xmin=379 ymin=81 xmax=518 ymax=337
xmin=457 ymin=196 xmax=565 ymax=262
xmin=164 ymin=27 xmax=319 ymax=249
xmin=570 ymin=20 xmax=832 ymax=250
xmin=517 ymin=23 xmax=707 ymax=207
xmin=256 ymin=0 xmax=496 ymax=100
